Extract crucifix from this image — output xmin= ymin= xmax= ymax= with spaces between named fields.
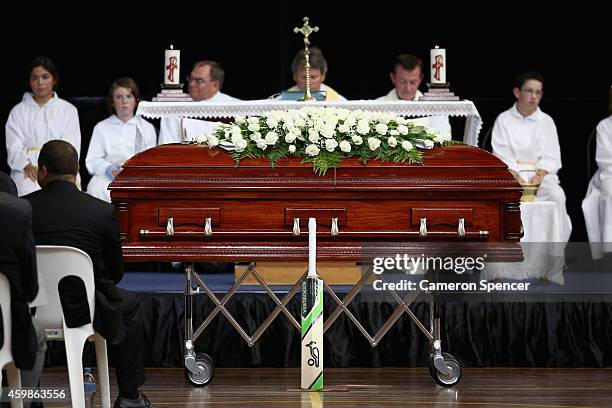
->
xmin=293 ymin=17 xmax=319 ymax=101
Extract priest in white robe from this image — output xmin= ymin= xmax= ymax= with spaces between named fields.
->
xmin=582 ymin=114 xmax=612 ymax=258
xmin=376 ymin=54 xmax=451 ymax=139
xmin=158 ymin=60 xmax=239 ymax=144
xmin=86 ymin=77 xmax=157 ymax=202
xmin=492 ymin=72 xmax=572 ymax=242
xmin=5 ymin=56 xmax=81 ymax=196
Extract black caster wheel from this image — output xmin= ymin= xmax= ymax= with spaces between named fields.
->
xmin=429 ymin=352 xmax=462 ymax=387
xmin=185 ymin=352 xmax=214 ymax=386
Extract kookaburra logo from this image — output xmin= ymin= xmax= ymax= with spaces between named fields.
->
xmin=305 ymin=341 xmax=320 ymax=367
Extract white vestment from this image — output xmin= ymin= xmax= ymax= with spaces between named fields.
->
xmin=582 ymin=115 xmax=612 ymax=257
xmin=492 ymin=104 xmax=572 ymax=242
xmin=158 ymin=91 xmax=240 ymax=144
xmin=5 ymin=92 xmax=81 ymax=196
xmin=85 ymin=115 xmax=157 ymax=202
xmin=376 ymin=89 xmax=451 ymax=140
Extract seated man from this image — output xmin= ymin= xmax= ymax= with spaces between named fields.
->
xmin=492 ymin=71 xmax=572 ymax=242
xmin=158 ymin=60 xmax=240 ymax=144
xmin=582 ymin=104 xmax=612 ymax=258
xmin=376 ymin=54 xmax=451 ymax=139
xmin=24 ymin=141 xmax=154 ymax=408
xmin=285 ymin=46 xmax=346 ymax=101
xmin=1 ymin=171 xmax=45 ymax=408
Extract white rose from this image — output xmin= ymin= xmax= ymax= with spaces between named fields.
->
xmin=207 ymin=135 xmax=219 ymax=147
xmin=389 ymin=129 xmax=400 ymax=136
xmin=387 ymin=136 xmax=397 ymax=147
xmin=339 ymin=140 xmax=352 ymax=152
xmin=423 ymin=139 xmax=435 ymax=148
xmin=401 ymin=140 xmax=413 ymax=151
xmin=338 ymin=124 xmax=350 ymax=133
xmin=248 ymin=123 xmax=260 ymax=132
xmin=357 ymin=120 xmax=370 ymax=135
xmin=305 ymin=144 xmax=320 ymax=156
xmin=375 ymin=123 xmax=388 ymax=135
xmin=433 ymin=131 xmax=451 ymax=143
xmin=247 ymin=116 xmax=259 ymax=124
xmin=266 ymin=118 xmax=278 ymax=128
xmin=234 ymin=139 xmax=248 ymax=152
xmin=285 ymin=133 xmax=297 ymax=143
xmin=265 ymin=132 xmax=278 ymax=145
xmin=235 ymin=116 xmax=246 ymax=125
xmin=321 ymin=126 xmax=335 ymax=139
xmin=325 ymin=139 xmax=339 ymax=152
xmin=397 ymin=125 xmax=409 ymax=135
xmin=288 ymin=145 xmax=296 ymax=153
xmin=368 ymin=137 xmax=381 ymax=151
xmin=197 ymin=134 xmax=208 ymax=144
xmin=308 ymin=128 xmax=320 ymax=143
xmin=231 ymin=134 xmax=244 ymax=145
xmin=250 ymin=132 xmax=262 ymax=141
xmin=352 ymin=135 xmax=363 ymax=145
xmin=256 ymin=139 xmax=268 ymax=150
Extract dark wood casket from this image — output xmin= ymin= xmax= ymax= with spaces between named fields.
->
xmin=110 ymin=144 xmax=523 ymax=262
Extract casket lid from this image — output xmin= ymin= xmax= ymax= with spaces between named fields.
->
xmin=110 ymin=144 xmax=521 ymax=192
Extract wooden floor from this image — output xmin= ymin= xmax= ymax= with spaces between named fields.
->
xmin=38 ymin=367 xmax=612 ymax=407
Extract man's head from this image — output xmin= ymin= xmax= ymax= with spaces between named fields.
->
xmin=390 ymin=54 xmax=424 ymax=101
xmin=37 ymin=140 xmax=79 ymax=188
xmin=513 ymin=71 xmax=544 ymax=114
xmin=187 ymin=61 xmax=225 ymax=101
xmin=292 ymin=47 xmax=328 ymax=92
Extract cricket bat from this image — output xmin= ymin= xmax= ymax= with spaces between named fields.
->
xmin=301 ymin=218 xmax=323 ymax=390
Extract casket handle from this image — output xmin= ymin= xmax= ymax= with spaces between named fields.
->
xmin=204 ymin=217 xmax=213 ymax=237
xmin=458 ymin=217 xmax=466 ymax=238
xmin=419 ymin=217 xmax=427 ymax=237
xmin=166 ymin=217 xmax=174 ymax=237
xmin=292 ymin=218 xmax=301 ymax=236
xmin=331 ymin=217 xmax=339 ymax=236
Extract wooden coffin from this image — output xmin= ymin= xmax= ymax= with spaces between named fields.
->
xmin=110 ymin=144 xmax=523 ymax=262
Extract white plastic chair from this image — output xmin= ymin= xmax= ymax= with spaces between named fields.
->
xmin=0 ymin=273 xmax=23 ymax=408
xmin=35 ymin=245 xmax=111 ymax=408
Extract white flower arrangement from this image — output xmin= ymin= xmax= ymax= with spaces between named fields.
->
xmin=196 ymin=107 xmax=455 ymax=175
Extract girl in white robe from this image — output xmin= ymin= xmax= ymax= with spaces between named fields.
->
xmin=85 ymin=77 xmax=156 ymax=202
xmin=582 ymin=114 xmax=612 ymax=258
xmin=5 ymin=56 xmax=81 ymax=196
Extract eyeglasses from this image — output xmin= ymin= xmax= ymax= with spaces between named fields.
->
xmin=186 ymin=76 xmax=213 ymax=85
xmin=520 ymin=88 xmax=543 ymax=96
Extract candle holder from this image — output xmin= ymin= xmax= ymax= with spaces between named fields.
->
xmin=153 ymin=83 xmax=193 ymax=101
xmin=293 ymin=17 xmax=319 ymax=102
xmin=420 ymin=46 xmax=459 ymax=101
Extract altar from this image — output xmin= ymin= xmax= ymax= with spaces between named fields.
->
xmin=136 ymin=99 xmax=483 ymax=146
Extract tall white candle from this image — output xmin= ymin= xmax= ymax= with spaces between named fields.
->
xmin=430 ymin=46 xmax=446 ymax=84
xmin=164 ymin=45 xmax=180 ymax=85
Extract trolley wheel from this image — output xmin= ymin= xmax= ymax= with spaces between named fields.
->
xmin=429 ymin=352 xmax=462 ymax=387
xmin=185 ymin=353 xmax=214 ymax=386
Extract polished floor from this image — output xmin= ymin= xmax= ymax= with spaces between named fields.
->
xmin=36 ymin=367 xmax=612 ymax=407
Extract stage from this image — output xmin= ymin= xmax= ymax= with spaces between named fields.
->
xmin=46 ymin=263 xmax=612 ymax=369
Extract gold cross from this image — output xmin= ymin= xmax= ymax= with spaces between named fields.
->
xmin=293 ymin=17 xmax=319 ymax=48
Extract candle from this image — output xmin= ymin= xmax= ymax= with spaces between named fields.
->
xmin=164 ymin=45 xmax=180 ymax=85
xmin=430 ymin=46 xmax=446 ymax=84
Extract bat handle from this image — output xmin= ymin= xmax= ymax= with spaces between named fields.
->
xmin=308 ymin=217 xmax=317 ymax=277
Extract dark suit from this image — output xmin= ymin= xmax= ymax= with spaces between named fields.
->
xmin=25 ymin=180 xmax=144 ymax=397
xmin=0 ymin=191 xmax=38 ymax=370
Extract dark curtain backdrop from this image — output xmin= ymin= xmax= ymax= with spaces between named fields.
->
xmin=1 ymin=3 xmax=609 ymax=241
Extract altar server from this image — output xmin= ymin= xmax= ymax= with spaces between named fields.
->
xmin=86 ymin=77 xmax=156 ymax=202
xmin=5 ymin=56 xmax=81 ymax=196
xmin=492 ymin=71 xmax=572 ymax=242
xmin=582 ymin=109 xmax=612 ymax=257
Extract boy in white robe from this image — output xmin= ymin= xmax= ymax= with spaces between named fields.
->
xmin=582 ymin=113 xmax=612 ymax=258
xmin=5 ymin=56 xmax=81 ymax=196
xmin=492 ymin=71 xmax=572 ymax=242
xmin=158 ymin=60 xmax=239 ymax=145
xmin=86 ymin=77 xmax=157 ymax=202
